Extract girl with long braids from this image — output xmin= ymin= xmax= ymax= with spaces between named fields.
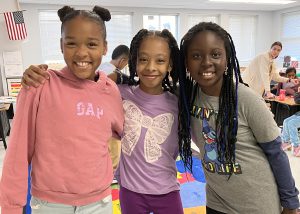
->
xmin=0 ymin=5 xmax=124 ymax=214
xmin=20 ymin=29 xmax=183 ymax=214
xmin=178 ymin=22 xmax=299 ymax=214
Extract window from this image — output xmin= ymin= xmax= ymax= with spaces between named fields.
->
xmin=281 ymin=12 xmax=300 ymax=62
xmin=228 ymin=15 xmax=257 ymax=62
xmin=187 ymin=14 xmax=219 ymax=29
xmin=39 ymin=11 xmax=132 ymax=64
xmin=39 ymin=11 xmax=62 ymax=64
xmin=104 ymin=14 xmax=132 ymax=63
xmin=143 ymin=15 xmax=178 ymax=40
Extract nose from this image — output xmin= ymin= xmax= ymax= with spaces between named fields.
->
xmin=75 ymin=45 xmax=88 ymax=58
xmin=202 ymin=55 xmax=213 ymax=67
xmin=146 ymin=60 xmax=156 ymax=71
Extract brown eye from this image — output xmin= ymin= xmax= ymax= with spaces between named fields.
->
xmin=212 ymin=52 xmax=221 ymax=58
xmin=66 ymin=42 xmax=76 ymax=47
xmin=192 ymin=53 xmax=201 ymax=59
xmin=88 ymin=42 xmax=98 ymax=48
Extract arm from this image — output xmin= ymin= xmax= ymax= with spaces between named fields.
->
xmin=245 ymin=92 xmax=299 ymax=211
xmin=0 ymin=88 xmax=39 ymax=214
xmin=270 ymin=64 xmax=289 ymax=84
xmin=107 ymin=72 xmax=117 ymax=83
xmin=111 ymin=85 xmax=124 ymax=140
xmin=258 ymin=138 xmax=299 ymax=211
xmin=21 ymin=64 xmax=49 ymax=88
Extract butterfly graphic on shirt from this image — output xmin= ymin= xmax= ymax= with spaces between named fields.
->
xmin=121 ymin=100 xmax=174 ymax=163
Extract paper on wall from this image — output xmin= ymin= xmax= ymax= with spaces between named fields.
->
xmin=2 ymin=51 xmax=23 ymax=77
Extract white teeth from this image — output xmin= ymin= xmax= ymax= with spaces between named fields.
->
xmin=202 ymin=72 xmax=213 ymax=76
xmin=76 ymin=62 xmax=89 ymax=67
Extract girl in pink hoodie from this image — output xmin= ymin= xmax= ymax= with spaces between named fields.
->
xmin=0 ymin=6 xmax=124 ymax=214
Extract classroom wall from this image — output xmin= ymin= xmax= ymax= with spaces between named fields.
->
xmin=0 ymin=0 xmax=22 ymax=96
xmin=19 ymin=4 xmax=275 ymax=68
xmin=0 ymin=2 xmax=288 ymax=96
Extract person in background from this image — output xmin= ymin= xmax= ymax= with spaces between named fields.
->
xmin=21 ymin=28 xmax=184 ymax=214
xmin=178 ymin=22 xmax=299 ymax=214
xmin=281 ymin=86 xmax=300 ymax=157
xmin=242 ymin=41 xmax=298 ymax=98
xmin=276 ymin=67 xmax=300 ymax=96
xmin=99 ymin=44 xmax=129 ymax=75
xmin=0 ymin=5 xmax=124 ymax=214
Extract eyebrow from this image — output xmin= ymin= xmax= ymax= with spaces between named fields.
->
xmin=64 ymin=36 xmax=100 ymax=41
xmin=139 ymin=52 xmax=168 ymax=57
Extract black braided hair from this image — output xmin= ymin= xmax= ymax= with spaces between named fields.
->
xmin=128 ymin=29 xmax=180 ymax=93
xmin=178 ymin=22 xmax=245 ymax=176
xmin=58 ymin=5 xmax=111 ymax=40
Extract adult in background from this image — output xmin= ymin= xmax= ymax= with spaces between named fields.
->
xmin=99 ymin=44 xmax=129 ymax=74
xmin=242 ymin=41 xmax=298 ymax=98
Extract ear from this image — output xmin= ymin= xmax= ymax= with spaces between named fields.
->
xmin=168 ymin=59 xmax=173 ymax=72
xmin=168 ymin=64 xmax=172 ymax=72
xmin=60 ymin=38 xmax=63 ymax=54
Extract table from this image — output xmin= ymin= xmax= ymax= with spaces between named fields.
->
xmin=265 ymin=96 xmax=300 ymax=126
xmin=265 ymin=96 xmax=300 ymax=106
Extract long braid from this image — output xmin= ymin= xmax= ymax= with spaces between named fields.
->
xmin=179 ymin=22 xmax=242 ymax=176
xmin=128 ymin=29 xmax=179 ymax=93
xmin=178 ymin=44 xmax=193 ymax=172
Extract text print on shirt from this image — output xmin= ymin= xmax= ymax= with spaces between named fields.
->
xmin=77 ymin=102 xmax=104 ymax=119
xmin=191 ymin=105 xmax=242 ymax=175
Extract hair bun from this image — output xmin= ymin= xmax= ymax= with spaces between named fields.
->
xmin=93 ymin=6 xmax=111 ymax=22
xmin=57 ymin=6 xmax=75 ymax=22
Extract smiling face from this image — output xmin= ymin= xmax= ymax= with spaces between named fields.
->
xmin=61 ymin=16 xmax=107 ymax=80
xmin=136 ymin=36 xmax=171 ymax=95
xmin=186 ymin=31 xmax=227 ymax=96
xmin=270 ymin=45 xmax=282 ymax=59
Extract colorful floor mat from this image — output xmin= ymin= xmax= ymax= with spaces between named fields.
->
xmin=112 ymin=157 xmax=206 ymax=214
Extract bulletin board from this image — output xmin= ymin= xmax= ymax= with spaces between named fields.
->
xmin=6 ymin=78 xmax=22 ymax=97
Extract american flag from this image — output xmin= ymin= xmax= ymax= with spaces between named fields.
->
xmin=4 ymin=11 xmax=27 ymax=40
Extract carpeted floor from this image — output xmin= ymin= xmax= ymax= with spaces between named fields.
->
xmin=111 ymin=157 xmax=206 ymax=214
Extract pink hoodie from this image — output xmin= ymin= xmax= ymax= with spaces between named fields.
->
xmin=0 ymin=67 xmax=124 ymax=214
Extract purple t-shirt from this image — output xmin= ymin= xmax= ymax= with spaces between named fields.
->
xmin=116 ymin=85 xmax=180 ymax=194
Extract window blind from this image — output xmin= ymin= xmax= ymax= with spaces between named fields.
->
xmin=187 ymin=14 xmax=219 ymax=29
xmin=281 ymin=12 xmax=300 ymax=61
xmin=39 ymin=11 xmax=132 ymax=64
xmin=228 ymin=15 xmax=257 ymax=62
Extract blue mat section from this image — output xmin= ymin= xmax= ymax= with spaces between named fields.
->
xmin=26 ymin=165 xmax=31 ymax=214
xmin=176 ymin=157 xmax=206 ymax=183
xmin=180 ymin=181 xmax=206 ymax=207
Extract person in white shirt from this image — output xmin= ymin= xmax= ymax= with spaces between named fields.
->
xmin=99 ymin=44 xmax=129 ymax=75
xmin=242 ymin=41 xmax=298 ymax=98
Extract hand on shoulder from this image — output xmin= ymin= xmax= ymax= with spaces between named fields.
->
xmin=22 ymin=64 xmax=49 ymax=88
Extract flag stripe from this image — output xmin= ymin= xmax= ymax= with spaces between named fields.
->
xmin=4 ymin=11 xmax=27 ymax=40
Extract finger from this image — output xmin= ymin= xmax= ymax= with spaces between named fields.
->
xmin=23 ymin=73 xmax=41 ymax=88
xmin=25 ymin=65 xmax=47 ymax=84
xmin=38 ymin=64 xmax=50 ymax=79
xmin=38 ymin=64 xmax=48 ymax=70
xmin=21 ymin=76 xmax=30 ymax=89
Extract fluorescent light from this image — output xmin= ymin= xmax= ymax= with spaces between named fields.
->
xmin=209 ymin=0 xmax=296 ymax=4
